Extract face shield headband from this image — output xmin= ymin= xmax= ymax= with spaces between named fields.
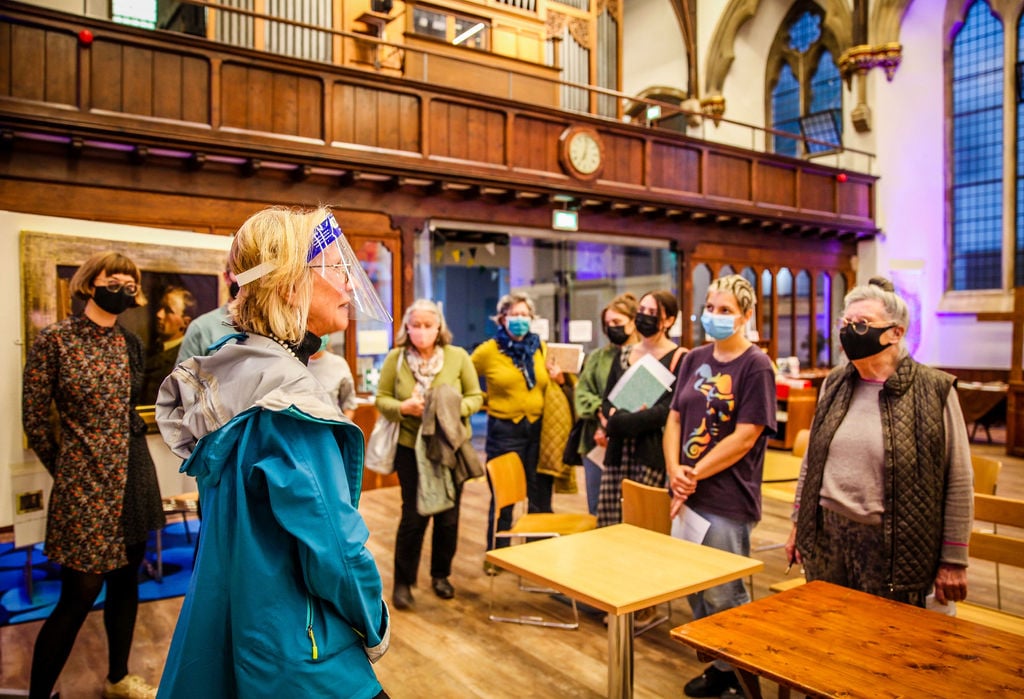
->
xmin=235 ymin=213 xmax=393 ymax=324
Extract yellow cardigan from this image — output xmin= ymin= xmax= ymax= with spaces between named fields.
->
xmin=470 ymin=338 xmax=549 ymax=423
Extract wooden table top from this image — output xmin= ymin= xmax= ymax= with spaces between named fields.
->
xmin=485 ymin=523 xmax=764 ymax=615
xmin=671 ymin=580 xmax=1024 ymax=698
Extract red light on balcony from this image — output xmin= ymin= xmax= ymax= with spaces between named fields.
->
xmin=836 ymin=172 xmax=848 ymax=183
xmin=78 ymin=30 xmax=94 ymax=46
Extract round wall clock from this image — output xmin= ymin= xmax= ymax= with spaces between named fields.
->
xmin=559 ymin=126 xmax=604 ymax=180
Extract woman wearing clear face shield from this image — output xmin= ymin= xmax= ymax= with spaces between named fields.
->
xmin=156 ymin=206 xmax=393 ymax=699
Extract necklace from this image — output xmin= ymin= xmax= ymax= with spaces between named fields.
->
xmin=267 ymin=333 xmax=298 ymax=359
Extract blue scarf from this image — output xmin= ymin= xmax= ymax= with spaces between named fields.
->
xmin=495 ymin=327 xmax=541 ymax=390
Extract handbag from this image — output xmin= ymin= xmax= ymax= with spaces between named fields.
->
xmin=364 ymin=351 xmax=403 ymax=475
xmin=364 ymin=415 xmax=400 ymax=475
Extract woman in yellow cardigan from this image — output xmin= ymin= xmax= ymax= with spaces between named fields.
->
xmin=375 ymin=299 xmax=483 ymax=610
xmin=471 ymin=292 xmax=563 ymax=564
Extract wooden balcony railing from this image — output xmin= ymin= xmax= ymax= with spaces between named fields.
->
xmin=0 ymin=2 xmax=877 ymax=237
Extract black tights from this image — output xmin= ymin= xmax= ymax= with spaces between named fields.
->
xmin=29 ymin=541 xmax=146 ymax=699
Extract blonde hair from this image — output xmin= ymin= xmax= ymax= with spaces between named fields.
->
xmin=69 ymin=251 xmax=147 ymax=307
xmin=395 ymin=298 xmax=453 ymax=347
xmin=602 ymin=292 xmax=638 ymax=325
xmin=492 ymin=291 xmax=535 ymax=322
xmin=228 ymin=205 xmax=329 ymax=342
xmin=707 ymin=274 xmax=756 ymax=314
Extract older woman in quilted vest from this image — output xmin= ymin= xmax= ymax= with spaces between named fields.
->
xmin=785 ymin=277 xmax=974 ymax=610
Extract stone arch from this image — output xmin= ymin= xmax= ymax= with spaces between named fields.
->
xmin=705 ymin=0 xmax=852 ymax=98
xmin=870 ymin=0 xmax=913 ymax=44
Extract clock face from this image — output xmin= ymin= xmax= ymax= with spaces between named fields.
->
xmin=568 ymin=132 xmax=602 ymax=175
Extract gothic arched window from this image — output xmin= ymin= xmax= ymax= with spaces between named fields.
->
xmin=767 ymin=4 xmax=843 ymax=157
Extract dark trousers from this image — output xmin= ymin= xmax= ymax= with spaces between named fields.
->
xmin=804 ymin=507 xmax=927 ymax=607
xmin=484 ymin=415 xmax=550 ymax=549
xmin=393 ymin=444 xmax=461 ymax=586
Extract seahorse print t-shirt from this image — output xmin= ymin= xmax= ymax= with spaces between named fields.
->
xmin=669 ymin=343 xmax=777 ymax=522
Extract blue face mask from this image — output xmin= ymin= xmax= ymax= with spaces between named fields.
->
xmin=506 ymin=316 xmax=531 ymax=338
xmin=701 ymin=312 xmax=738 ymax=341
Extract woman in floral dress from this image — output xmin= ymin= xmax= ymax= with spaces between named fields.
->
xmin=22 ymin=251 xmax=164 ymax=699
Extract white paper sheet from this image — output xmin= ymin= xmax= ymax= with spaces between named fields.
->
xmin=670 ymin=505 xmax=711 ymax=544
xmin=531 ymin=317 xmax=550 ymax=341
xmin=585 ymin=445 xmax=606 ymax=471
xmin=568 ymin=319 xmax=593 ymax=343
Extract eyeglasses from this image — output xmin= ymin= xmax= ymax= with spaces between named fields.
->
xmin=837 ymin=318 xmax=896 ymax=335
xmin=308 ymin=263 xmax=351 ymax=286
xmin=100 ymin=280 xmax=139 ymax=296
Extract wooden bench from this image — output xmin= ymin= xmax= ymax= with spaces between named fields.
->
xmin=767 ymin=493 xmax=1024 ymax=637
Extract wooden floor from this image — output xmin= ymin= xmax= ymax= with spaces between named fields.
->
xmin=2 ymin=440 xmax=1021 ymax=698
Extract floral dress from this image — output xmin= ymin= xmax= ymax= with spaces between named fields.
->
xmin=22 ymin=314 xmax=164 ymax=574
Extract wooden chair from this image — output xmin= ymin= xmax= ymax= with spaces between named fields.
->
xmin=961 ymin=493 xmax=1024 ymax=633
xmin=971 ymin=454 xmax=1002 ymax=496
xmin=791 ymin=428 xmax=810 ymax=458
xmin=485 ymin=452 xmax=597 ymax=629
xmin=621 ymin=479 xmax=672 ymax=634
xmin=970 ymin=455 xmax=1003 ymax=606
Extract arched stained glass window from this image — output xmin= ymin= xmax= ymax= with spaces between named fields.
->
xmin=768 ymin=5 xmax=843 ymax=157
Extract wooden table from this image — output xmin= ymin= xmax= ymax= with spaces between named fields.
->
xmin=671 ymin=580 xmax=1024 ymax=698
xmin=485 ymin=523 xmax=764 ymax=699
xmin=956 ymin=381 xmax=1008 ymax=442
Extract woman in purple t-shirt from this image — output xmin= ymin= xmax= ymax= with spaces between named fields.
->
xmin=662 ymin=273 xmax=776 ymax=699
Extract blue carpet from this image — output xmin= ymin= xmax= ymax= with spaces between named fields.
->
xmin=0 ymin=519 xmax=199 ymax=626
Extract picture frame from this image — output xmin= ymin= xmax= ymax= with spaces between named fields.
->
xmin=21 ymin=231 xmax=229 ymax=427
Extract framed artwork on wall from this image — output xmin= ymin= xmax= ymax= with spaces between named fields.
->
xmin=20 ymin=231 xmax=230 ymax=424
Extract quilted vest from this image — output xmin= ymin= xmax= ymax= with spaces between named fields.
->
xmin=796 ymin=356 xmax=954 ymax=592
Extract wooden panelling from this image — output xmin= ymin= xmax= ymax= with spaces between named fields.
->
xmin=404 ymin=47 xmax=558 ymax=108
xmin=650 ymin=141 xmax=700 ymax=193
xmin=122 ymin=45 xmax=154 ymax=116
xmin=799 ymin=170 xmax=836 ymax=213
xmin=757 ymin=162 xmax=797 ymax=208
xmin=0 ymin=6 xmax=877 ymax=237
xmin=839 ymin=178 xmax=872 ymax=219
xmin=601 ymin=131 xmax=644 ymax=185
xmin=91 ymin=40 xmax=122 ymax=112
xmin=707 ymin=153 xmax=751 ymax=200
xmin=44 ymin=27 xmax=77 ymax=106
xmin=89 ymin=40 xmax=210 ymax=122
xmin=2 ymin=23 xmax=77 ymax=105
xmin=510 ymin=115 xmax=560 ymax=172
xmin=429 ymin=100 xmax=505 ymax=163
xmin=332 ymin=83 xmax=421 ymax=152
xmin=221 ymin=62 xmax=322 ymax=139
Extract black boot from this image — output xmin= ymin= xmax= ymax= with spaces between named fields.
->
xmin=431 ymin=577 xmax=455 ymax=599
xmin=392 ymin=583 xmax=414 ymax=610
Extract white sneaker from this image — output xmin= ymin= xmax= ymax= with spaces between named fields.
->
xmin=102 ymin=674 xmax=158 ymax=699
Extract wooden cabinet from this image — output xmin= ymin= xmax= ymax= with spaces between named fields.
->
xmin=768 ymin=386 xmax=817 ymax=451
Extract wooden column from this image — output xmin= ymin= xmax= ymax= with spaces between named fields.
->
xmin=981 ymin=286 xmax=1024 ymax=456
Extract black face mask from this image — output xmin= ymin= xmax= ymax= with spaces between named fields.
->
xmin=634 ymin=313 xmax=662 ymax=338
xmin=839 ymin=324 xmax=895 ymax=361
xmin=92 ymin=285 xmax=135 ymax=315
xmin=605 ymin=325 xmax=630 ymax=346
xmin=228 ymin=281 xmax=240 ymax=299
